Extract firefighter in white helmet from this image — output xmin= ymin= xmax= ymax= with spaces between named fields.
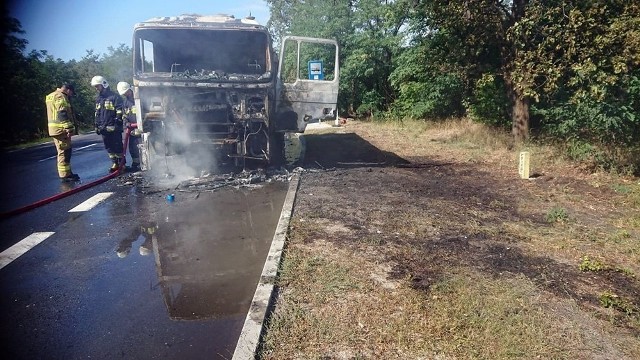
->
xmin=92 ymin=75 xmax=124 ymax=172
xmin=115 ymin=224 xmax=155 ymax=258
xmin=117 ymin=81 xmax=140 ymax=171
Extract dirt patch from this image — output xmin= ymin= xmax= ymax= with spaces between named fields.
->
xmin=261 ymin=120 xmax=640 ymax=359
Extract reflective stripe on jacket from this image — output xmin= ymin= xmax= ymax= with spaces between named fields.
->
xmin=95 ymin=88 xmax=124 ymax=130
xmin=46 ymin=89 xmax=75 ymax=136
xmin=122 ymin=96 xmax=137 ymax=123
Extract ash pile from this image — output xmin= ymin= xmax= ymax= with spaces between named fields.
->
xmin=117 ymin=167 xmax=303 ymax=195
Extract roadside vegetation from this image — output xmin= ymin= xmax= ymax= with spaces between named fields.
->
xmin=3 ymin=2 xmax=639 ymax=172
xmin=267 ymin=0 xmax=640 ymax=169
xmin=260 ymin=118 xmax=640 ymax=359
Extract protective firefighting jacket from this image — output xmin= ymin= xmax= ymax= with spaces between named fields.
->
xmin=46 ymin=89 xmax=76 ymax=136
xmin=122 ymin=95 xmax=137 ymax=125
xmin=94 ymin=87 xmax=123 ymax=131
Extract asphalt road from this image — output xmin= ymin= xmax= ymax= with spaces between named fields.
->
xmin=0 ymin=133 xmax=112 ymax=214
xmin=0 ymin=135 xmax=288 ymax=359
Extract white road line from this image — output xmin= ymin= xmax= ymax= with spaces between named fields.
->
xmin=0 ymin=232 xmax=55 ymax=270
xmin=38 ymin=154 xmax=57 ymax=162
xmin=75 ymin=143 xmax=98 ymax=151
xmin=68 ymin=192 xmax=113 ymax=212
xmin=38 ymin=143 xmax=98 ymax=162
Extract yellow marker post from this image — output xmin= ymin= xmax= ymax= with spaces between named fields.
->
xmin=519 ymin=151 xmax=530 ymax=179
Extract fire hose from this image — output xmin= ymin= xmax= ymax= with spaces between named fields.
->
xmin=0 ymin=126 xmax=135 ymax=220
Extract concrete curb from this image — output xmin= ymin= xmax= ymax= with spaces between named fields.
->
xmin=232 ymin=173 xmax=300 ymax=360
xmin=304 ymin=121 xmax=333 ymax=130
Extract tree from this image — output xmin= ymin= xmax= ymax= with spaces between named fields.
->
xmin=0 ymin=14 xmax=43 ymax=145
xmin=389 ymin=25 xmax=468 ymax=120
xmin=69 ymin=45 xmax=133 ymax=129
xmin=510 ymin=1 xmax=640 ymax=149
xmin=267 ymin=0 xmax=409 ymax=117
xmin=403 ymin=1 xmax=529 ymax=139
xmin=403 ymin=0 xmax=639 ymax=148
xmin=101 ymin=44 xmax=133 ymax=84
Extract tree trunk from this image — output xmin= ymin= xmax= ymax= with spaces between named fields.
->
xmin=348 ymin=79 xmax=357 ymax=117
xmin=505 ymin=76 xmax=530 ymax=143
xmin=512 ymin=96 xmax=530 ymax=142
xmin=503 ymin=0 xmax=530 ymax=143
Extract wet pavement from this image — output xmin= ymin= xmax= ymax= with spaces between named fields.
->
xmin=137 ymin=181 xmax=288 ymax=322
xmin=0 ymin=129 xmax=307 ymax=359
xmin=0 ymin=134 xmax=111 ymax=214
xmin=0 ymin=178 xmax=288 ymax=359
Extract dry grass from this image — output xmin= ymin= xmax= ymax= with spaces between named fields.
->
xmin=259 ymin=118 xmax=640 ymax=360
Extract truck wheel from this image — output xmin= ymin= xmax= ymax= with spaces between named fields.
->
xmin=269 ymin=132 xmax=285 ymax=167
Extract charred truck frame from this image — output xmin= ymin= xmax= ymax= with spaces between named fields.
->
xmin=131 ymin=14 xmax=340 ymax=170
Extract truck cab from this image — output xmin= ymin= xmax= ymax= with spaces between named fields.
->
xmin=131 ymin=14 xmax=339 ymax=171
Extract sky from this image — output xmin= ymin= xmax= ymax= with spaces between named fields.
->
xmin=7 ymin=0 xmax=270 ymax=61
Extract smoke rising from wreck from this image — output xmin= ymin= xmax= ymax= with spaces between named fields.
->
xmin=145 ymin=111 xmax=221 ymax=188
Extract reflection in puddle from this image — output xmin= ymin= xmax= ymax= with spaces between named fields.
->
xmin=116 ymin=182 xmax=287 ymax=320
xmin=116 ymin=226 xmax=154 ymax=258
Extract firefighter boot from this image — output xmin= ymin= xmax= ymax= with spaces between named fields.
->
xmin=109 ymin=159 xmax=120 ymax=173
xmin=61 ymin=173 xmax=80 ymax=182
xmin=128 ymin=162 xmax=140 ymax=172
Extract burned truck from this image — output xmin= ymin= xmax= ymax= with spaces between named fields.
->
xmin=131 ymin=14 xmax=339 ymax=171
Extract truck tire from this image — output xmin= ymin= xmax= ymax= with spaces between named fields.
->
xmin=269 ymin=132 xmax=285 ymax=167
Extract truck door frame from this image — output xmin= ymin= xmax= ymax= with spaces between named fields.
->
xmin=275 ymin=36 xmax=340 ymax=132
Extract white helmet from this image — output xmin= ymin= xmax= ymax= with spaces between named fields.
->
xmin=116 ymin=81 xmax=132 ymax=96
xmin=90 ymin=75 xmax=109 ymax=88
xmin=139 ymin=244 xmax=151 ymax=256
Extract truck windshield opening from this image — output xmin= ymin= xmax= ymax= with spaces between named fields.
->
xmin=134 ymin=28 xmax=271 ymax=81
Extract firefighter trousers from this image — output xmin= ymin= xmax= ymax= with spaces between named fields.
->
xmin=52 ymin=133 xmax=73 ymax=178
xmin=128 ymin=134 xmax=140 ymax=165
xmin=102 ymin=130 xmax=123 ymax=165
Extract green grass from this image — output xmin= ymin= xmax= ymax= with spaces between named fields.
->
xmin=579 ymin=256 xmax=607 ymax=272
xmin=545 ymin=206 xmax=569 ymax=223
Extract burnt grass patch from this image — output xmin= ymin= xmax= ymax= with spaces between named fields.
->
xmin=297 ymin=128 xmax=640 ymax=334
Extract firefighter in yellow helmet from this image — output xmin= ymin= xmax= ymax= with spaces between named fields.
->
xmin=46 ymin=82 xmax=80 ymax=181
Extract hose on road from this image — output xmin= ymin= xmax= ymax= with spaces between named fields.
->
xmin=0 ymin=128 xmax=134 ymax=220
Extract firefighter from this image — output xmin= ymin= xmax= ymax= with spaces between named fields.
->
xmin=46 ymin=82 xmax=80 ymax=182
xmin=116 ymin=81 xmax=140 ymax=172
xmin=116 ymin=224 xmax=155 ymax=258
xmin=91 ymin=75 xmax=124 ymax=172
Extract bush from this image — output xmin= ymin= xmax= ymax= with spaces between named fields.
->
xmin=466 ymin=74 xmax=510 ymax=128
xmin=391 ymin=73 xmax=465 ymax=119
xmin=536 ymin=73 xmax=640 ymax=147
xmin=356 ymin=90 xmax=385 ymax=119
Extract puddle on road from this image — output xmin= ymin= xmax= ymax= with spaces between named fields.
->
xmin=110 ymin=138 xmax=302 ymax=323
xmin=116 ymin=180 xmax=288 ymax=320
